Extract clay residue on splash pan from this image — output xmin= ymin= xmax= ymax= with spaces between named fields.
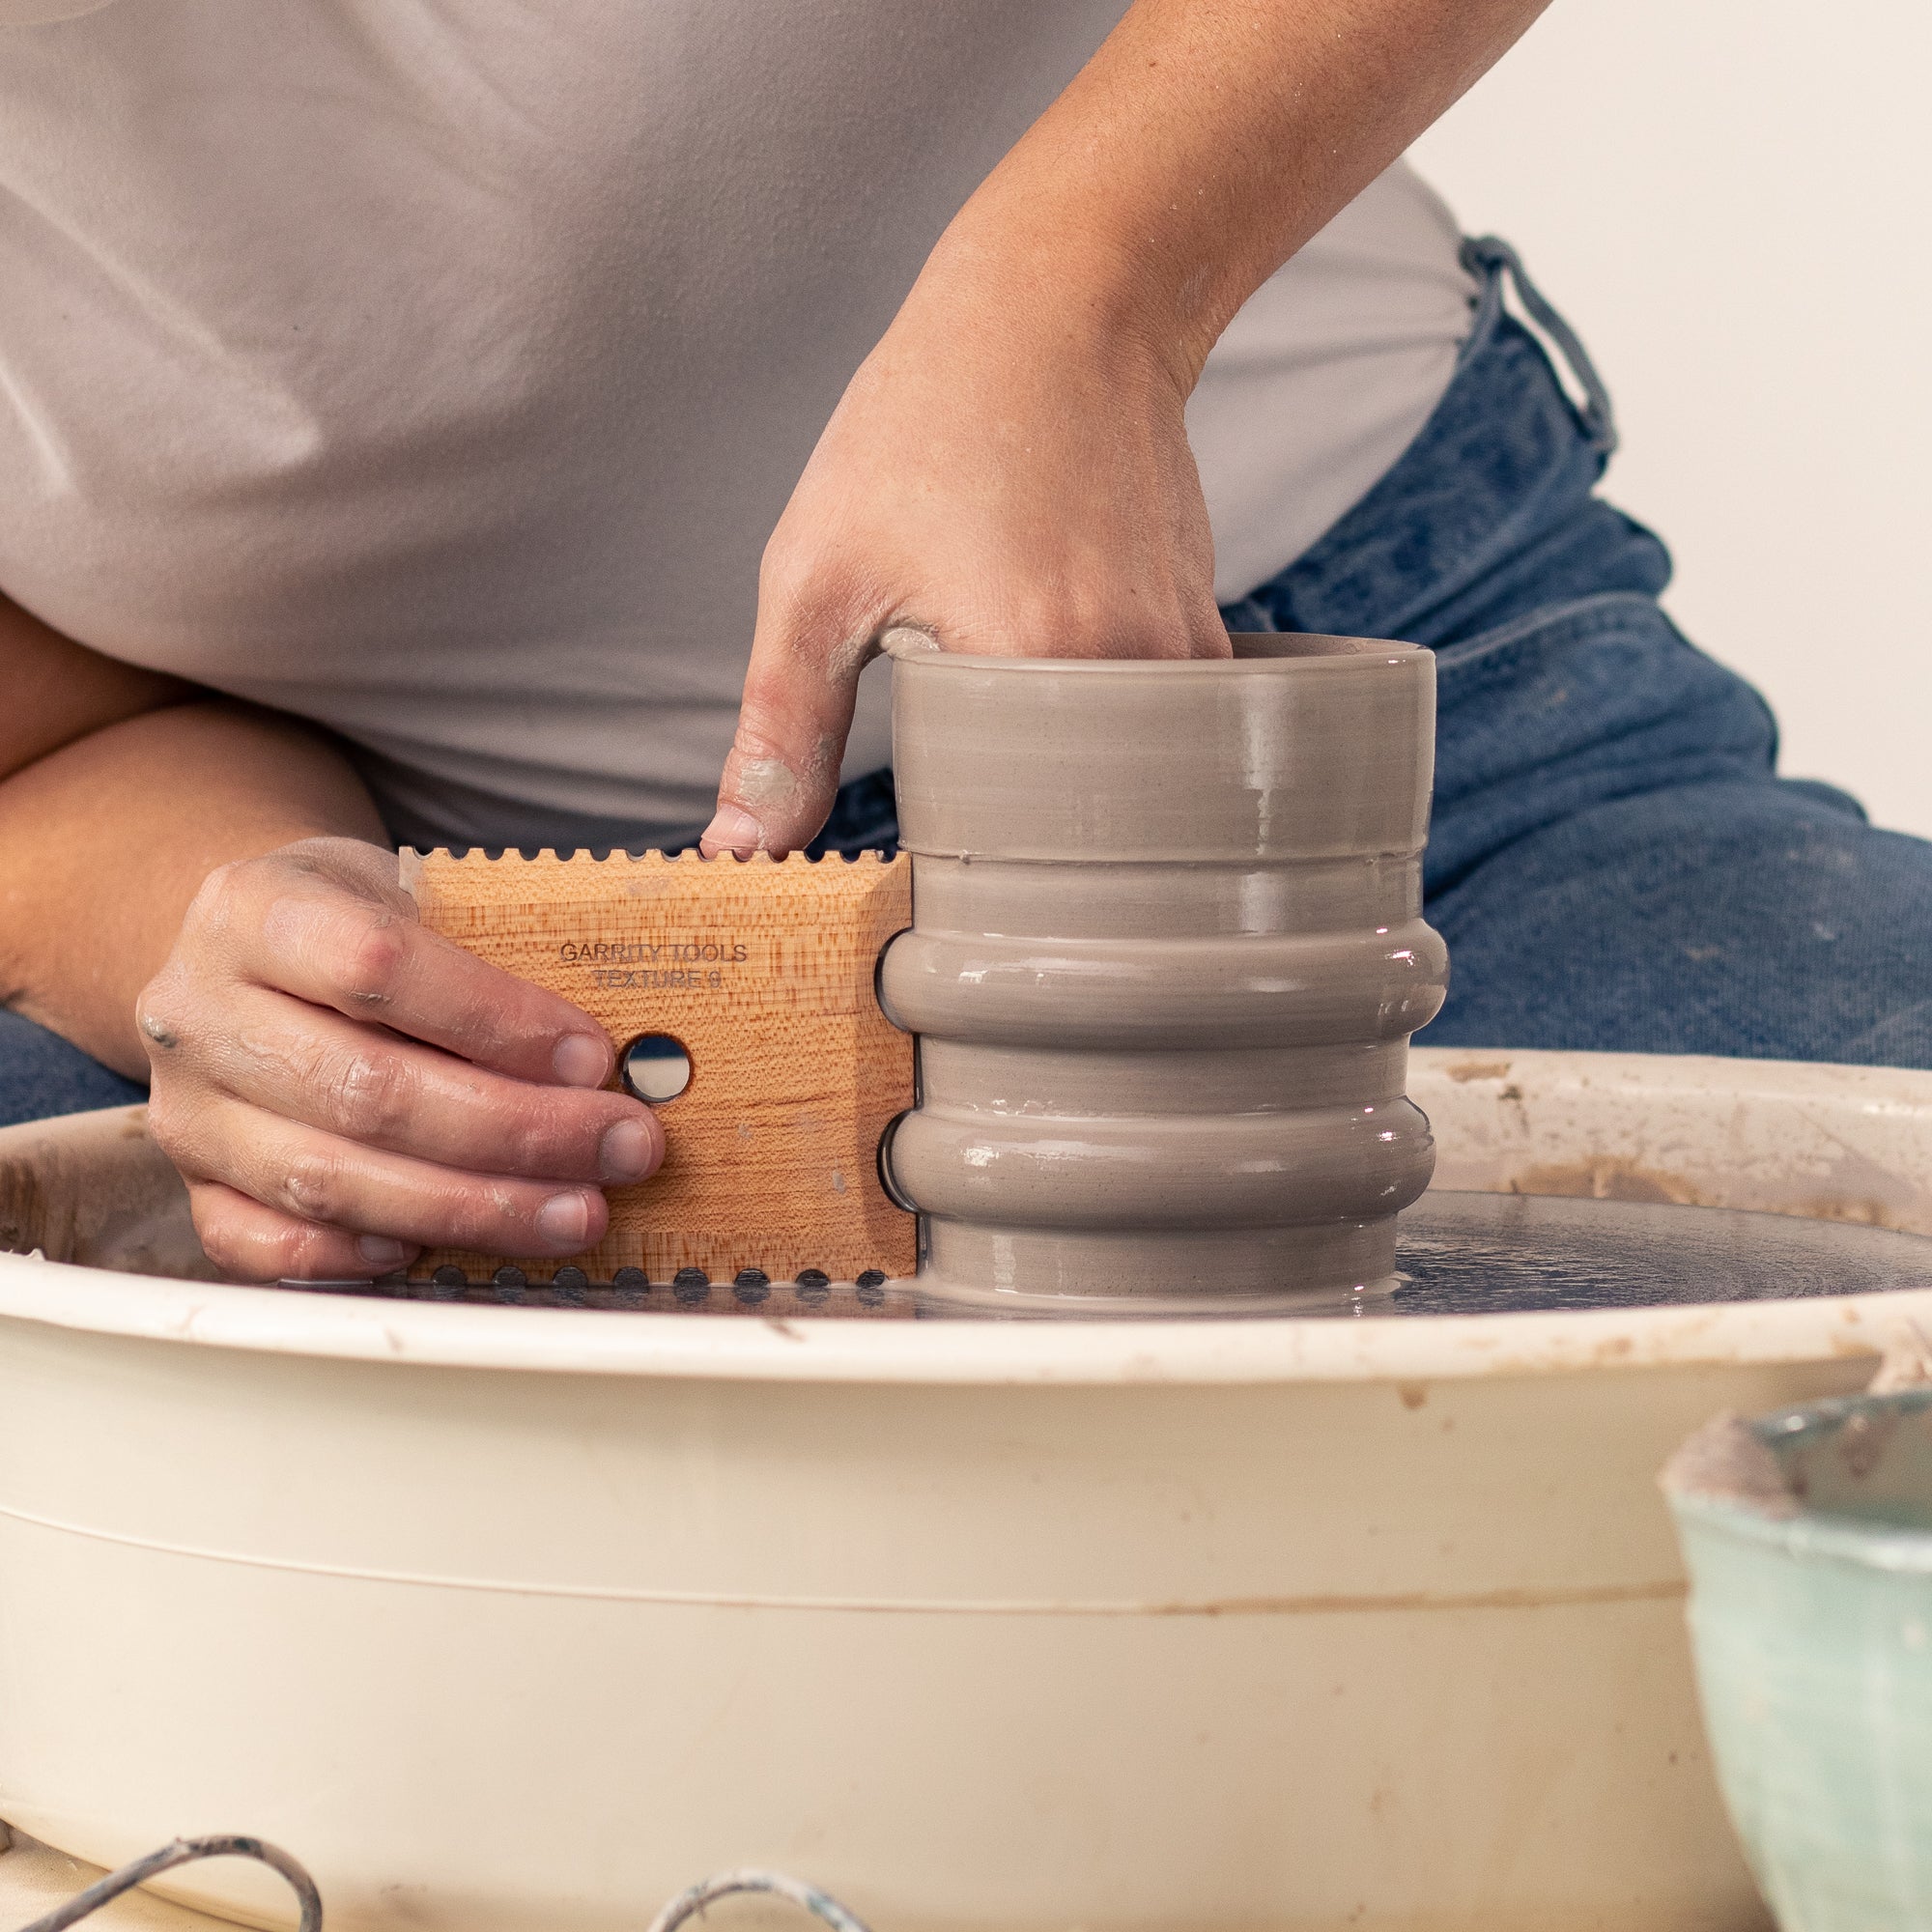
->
xmin=1443 ymin=1058 xmax=1515 ymax=1084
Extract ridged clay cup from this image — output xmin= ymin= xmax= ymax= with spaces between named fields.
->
xmin=879 ymin=634 xmax=1448 ymax=1317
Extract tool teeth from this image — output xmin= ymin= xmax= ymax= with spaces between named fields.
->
xmin=400 ymin=844 xmax=901 ymax=870
xmin=398 ymin=1263 xmax=914 ymax=1318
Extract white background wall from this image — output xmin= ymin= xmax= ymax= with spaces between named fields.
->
xmin=1409 ymin=0 xmax=1932 ymax=836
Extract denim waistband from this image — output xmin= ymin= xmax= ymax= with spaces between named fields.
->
xmin=1458 ymin=236 xmax=1617 ymax=461
xmin=1223 ymin=240 xmax=1670 ymax=651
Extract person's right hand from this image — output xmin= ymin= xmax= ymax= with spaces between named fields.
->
xmin=138 ymin=837 xmax=664 ymax=1282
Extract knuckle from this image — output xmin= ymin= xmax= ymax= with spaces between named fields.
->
xmin=496 ymin=1111 xmax=553 ymax=1178
xmin=443 ymin=976 xmax=561 ymax=1067
xmin=145 ymin=1097 xmax=245 ymax=1182
xmin=277 ymin=1147 xmax=343 ymax=1222
xmin=190 ymin=1218 xmax=245 ymax=1276
xmin=725 ymin=723 xmax=798 ymax=781
xmin=482 ymin=1181 xmax=525 ymax=1232
xmin=143 ymin=1088 xmax=221 ymax=1181
xmin=194 ymin=1208 xmax=322 ymax=1285
xmin=460 ymin=1179 xmax=544 ymax=1247
xmin=284 ymin=839 xmax=418 ymax=923
xmin=328 ymin=911 xmax=411 ymax=1007
xmin=179 ymin=861 xmax=250 ymax=945
xmin=274 ymin=1220 xmax=355 ymax=1283
xmin=327 ymin=1047 xmax=413 ymax=1143
xmin=187 ymin=1192 xmax=254 ymax=1276
xmin=504 ymin=1099 xmax=597 ymax=1178
xmin=143 ymin=1083 xmax=191 ymax=1155
xmin=436 ymin=987 xmax=511 ymax=1062
xmin=133 ymin=976 xmax=189 ymax=1055
xmin=188 ymin=859 xmax=244 ymax=911
xmin=755 ymin=539 xmax=881 ymax=640
xmin=756 ymin=523 xmax=817 ymax=599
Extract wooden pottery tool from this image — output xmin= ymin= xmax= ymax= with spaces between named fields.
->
xmin=402 ymin=849 xmax=914 ymax=1314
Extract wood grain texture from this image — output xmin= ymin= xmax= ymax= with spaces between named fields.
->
xmin=403 ymin=849 xmax=915 ymax=1288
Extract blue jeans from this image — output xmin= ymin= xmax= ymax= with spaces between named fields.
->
xmin=1225 ymin=240 xmax=1932 ymax=1064
xmin=8 ymin=240 xmax=1932 ymax=1125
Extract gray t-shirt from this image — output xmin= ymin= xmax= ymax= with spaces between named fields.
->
xmin=0 ymin=0 xmax=1475 ymax=848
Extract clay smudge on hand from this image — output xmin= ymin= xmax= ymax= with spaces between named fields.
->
xmin=734 ymin=757 xmax=804 ymax=817
xmin=739 ymin=727 xmax=844 ymax=806
xmin=878 ymin=622 xmax=941 ymax=661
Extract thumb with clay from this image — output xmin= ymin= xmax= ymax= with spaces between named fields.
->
xmin=698 ymin=187 xmax=1229 ymax=861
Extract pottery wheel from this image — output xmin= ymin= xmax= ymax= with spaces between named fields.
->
xmin=255 ymin=1191 xmax=1932 ymax=1320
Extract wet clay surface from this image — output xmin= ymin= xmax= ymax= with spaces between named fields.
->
xmin=885 ymin=635 xmax=1447 ymax=1314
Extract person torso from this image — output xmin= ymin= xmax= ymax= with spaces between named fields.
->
xmin=0 ymin=0 xmax=1474 ymax=847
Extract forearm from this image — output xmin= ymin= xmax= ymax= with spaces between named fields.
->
xmin=0 ymin=700 xmax=385 ymax=1076
xmin=0 ymin=590 xmax=193 ymax=774
xmin=927 ymin=0 xmax=1548 ymax=382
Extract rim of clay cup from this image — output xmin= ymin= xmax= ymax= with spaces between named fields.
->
xmin=895 ymin=635 xmax=1423 ymax=673
xmin=1670 ymin=1389 xmax=1932 ymax=1574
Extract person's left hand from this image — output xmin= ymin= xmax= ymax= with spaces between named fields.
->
xmin=699 ymin=231 xmax=1231 ymax=859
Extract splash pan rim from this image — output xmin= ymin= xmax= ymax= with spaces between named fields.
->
xmin=3 ymin=1232 xmax=1929 ymax=1388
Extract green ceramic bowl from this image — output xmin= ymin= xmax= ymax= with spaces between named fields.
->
xmin=1665 ymin=1387 xmax=1932 ymax=1932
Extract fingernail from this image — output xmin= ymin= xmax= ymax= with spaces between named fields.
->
xmin=356 ymin=1235 xmax=408 ymax=1266
xmin=700 ymin=806 xmax=765 ymax=859
xmin=553 ymin=1033 xmax=610 ymax=1088
xmin=535 ymin=1190 xmax=591 ymax=1250
xmin=599 ymin=1117 xmax=658 ymax=1183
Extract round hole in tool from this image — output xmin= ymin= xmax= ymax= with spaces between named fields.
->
xmin=620 ymin=1033 xmax=693 ymax=1104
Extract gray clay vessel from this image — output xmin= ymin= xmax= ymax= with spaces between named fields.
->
xmin=879 ymin=635 xmax=1447 ymax=1316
